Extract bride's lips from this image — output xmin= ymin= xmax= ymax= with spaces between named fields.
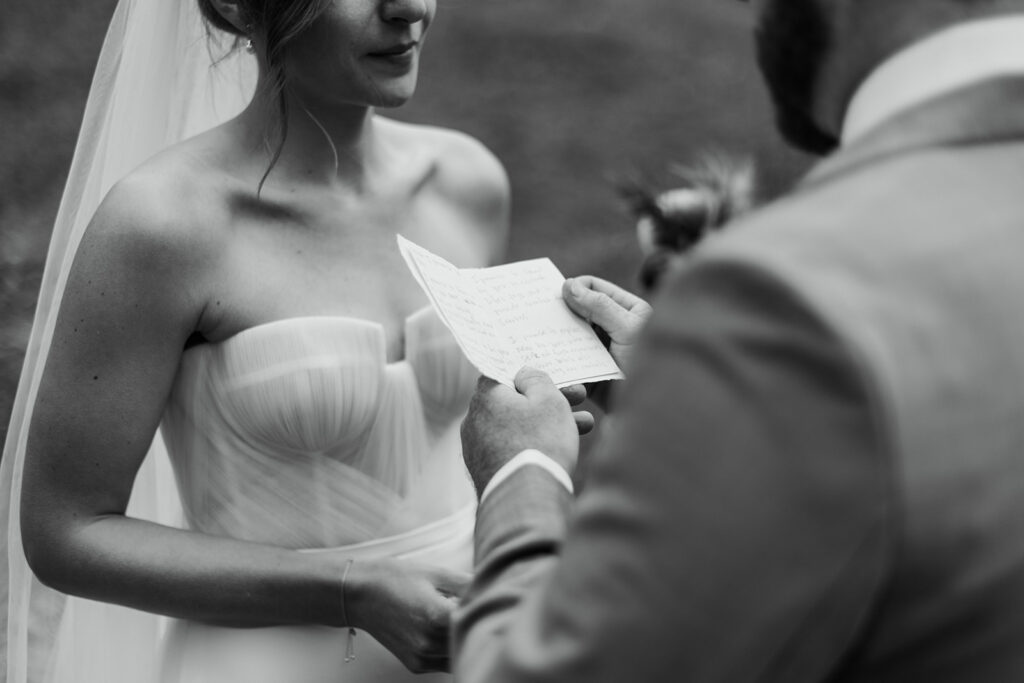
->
xmin=366 ymin=42 xmax=418 ymax=66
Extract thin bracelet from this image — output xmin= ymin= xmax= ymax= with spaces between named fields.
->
xmin=342 ymin=559 xmax=356 ymax=663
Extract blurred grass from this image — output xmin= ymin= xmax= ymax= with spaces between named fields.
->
xmin=0 ymin=0 xmax=809 ymax=446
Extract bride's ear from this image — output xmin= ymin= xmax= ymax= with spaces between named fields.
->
xmin=206 ymin=0 xmax=250 ymax=35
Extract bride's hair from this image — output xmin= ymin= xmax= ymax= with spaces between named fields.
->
xmin=197 ymin=0 xmax=333 ymax=190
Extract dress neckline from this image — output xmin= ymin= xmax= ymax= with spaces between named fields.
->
xmin=183 ymin=305 xmax=436 ymax=366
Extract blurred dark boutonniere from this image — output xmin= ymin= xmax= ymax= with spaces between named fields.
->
xmin=618 ymin=153 xmax=757 ymax=292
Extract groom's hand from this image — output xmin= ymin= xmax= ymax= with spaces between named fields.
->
xmin=563 ymin=276 xmax=652 ymax=372
xmin=461 ymin=367 xmax=585 ymax=495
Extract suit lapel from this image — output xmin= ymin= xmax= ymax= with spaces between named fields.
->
xmin=801 ymin=76 xmax=1024 ymax=191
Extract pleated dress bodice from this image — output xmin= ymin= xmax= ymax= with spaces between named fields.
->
xmin=160 ymin=307 xmax=479 ymax=550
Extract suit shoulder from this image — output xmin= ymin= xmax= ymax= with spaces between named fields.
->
xmin=718 ymin=144 xmax=1011 ymax=255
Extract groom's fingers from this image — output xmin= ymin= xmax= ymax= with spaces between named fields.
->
xmin=568 ymin=276 xmax=651 ymax=314
xmin=473 ymin=375 xmax=519 ymax=405
xmin=514 ymin=366 xmax=559 ymax=399
xmin=475 ymin=375 xmax=501 ymax=392
xmin=560 ymin=383 xmax=588 ymax=407
xmin=574 ymin=411 xmax=595 ymax=435
xmin=563 ymin=279 xmax=638 ymax=337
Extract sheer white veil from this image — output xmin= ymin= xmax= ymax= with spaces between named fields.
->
xmin=0 ymin=1 xmax=255 ymax=680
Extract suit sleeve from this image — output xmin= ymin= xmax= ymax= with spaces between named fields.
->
xmin=453 ymin=257 xmax=895 ymax=682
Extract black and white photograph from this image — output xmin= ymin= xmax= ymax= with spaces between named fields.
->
xmin=2 ymin=0 xmax=1023 ymax=681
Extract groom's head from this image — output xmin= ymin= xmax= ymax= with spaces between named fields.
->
xmin=751 ymin=0 xmax=1024 ymax=156
xmin=753 ymin=0 xmax=837 ymax=155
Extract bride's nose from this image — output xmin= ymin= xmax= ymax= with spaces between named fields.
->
xmin=382 ymin=0 xmax=429 ymax=24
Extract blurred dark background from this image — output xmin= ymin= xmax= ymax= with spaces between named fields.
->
xmin=0 ymin=0 xmax=810 ymax=445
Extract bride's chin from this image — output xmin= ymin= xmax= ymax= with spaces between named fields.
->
xmin=367 ymin=95 xmax=415 ymax=111
xmin=333 ymin=86 xmax=416 ymax=110
xmin=370 ymin=82 xmax=419 ymax=109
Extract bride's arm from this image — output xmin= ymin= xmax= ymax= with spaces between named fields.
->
xmin=20 ymin=176 xmax=463 ymax=671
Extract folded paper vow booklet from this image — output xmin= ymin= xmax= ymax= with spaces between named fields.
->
xmin=398 ymin=236 xmax=624 ymax=388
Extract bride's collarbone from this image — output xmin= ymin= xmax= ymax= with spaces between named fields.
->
xmin=226 ymin=193 xmax=410 ymax=234
xmin=215 ymin=189 xmax=479 ymax=275
xmin=220 ymin=149 xmax=442 ymax=217
xmin=220 ymin=184 xmax=447 ymax=253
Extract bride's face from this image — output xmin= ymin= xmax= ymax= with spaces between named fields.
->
xmin=283 ymin=0 xmax=436 ymax=108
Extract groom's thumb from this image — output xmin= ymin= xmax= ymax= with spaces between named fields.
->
xmin=514 ymin=367 xmax=559 ymax=400
xmin=564 ymin=279 xmax=628 ymax=335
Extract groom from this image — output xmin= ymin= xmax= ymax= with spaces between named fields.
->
xmin=453 ymin=0 xmax=1024 ymax=681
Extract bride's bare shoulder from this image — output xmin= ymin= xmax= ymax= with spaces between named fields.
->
xmin=87 ymin=142 xmax=232 ymax=263
xmin=378 ymin=117 xmax=510 ymax=262
xmin=381 ymin=117 xmax=508 ymax=205
xmin=77 ymin=143 xmax=235 ymax=315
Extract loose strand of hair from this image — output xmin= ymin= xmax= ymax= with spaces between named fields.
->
xmin=301 ymin=104 xmax=340 ymax=178
xmin=257 ymin=68 xmax=289 ymax=198
xmin=197 ymin=0 xmax=336 ymax=197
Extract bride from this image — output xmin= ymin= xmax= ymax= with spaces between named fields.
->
xmin=0 ymin=0 xmax=508 ymax=681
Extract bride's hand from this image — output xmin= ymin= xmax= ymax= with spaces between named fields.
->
xmin=345 ymin=559 xmax=470 ymax=673
xmin=562 ymin=276 xmax=652 ymax=372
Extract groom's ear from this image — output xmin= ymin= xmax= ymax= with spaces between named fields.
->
xmin=207 ymin=0 xmax=250 ymax=35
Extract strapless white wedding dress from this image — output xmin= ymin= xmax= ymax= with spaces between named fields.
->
xmin=155 ymin=308 xmax=479 ymax=683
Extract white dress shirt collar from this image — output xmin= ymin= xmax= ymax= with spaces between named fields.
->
xmin=842 ymin=16 xmax=1024 ymax=145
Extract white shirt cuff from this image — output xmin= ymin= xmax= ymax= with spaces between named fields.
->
xmin=479 ymin=449 xmax=575 ymax=504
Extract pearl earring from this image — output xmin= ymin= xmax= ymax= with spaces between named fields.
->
xmin=245 ymin=23 xmax=256 ymax=53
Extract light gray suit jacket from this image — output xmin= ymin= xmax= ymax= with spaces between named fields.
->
xmin=453 ymin=77 xmax=1024 ymax=682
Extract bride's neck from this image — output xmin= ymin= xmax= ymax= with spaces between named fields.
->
xmin=236 ymin=87 xmax=381 ymax=192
